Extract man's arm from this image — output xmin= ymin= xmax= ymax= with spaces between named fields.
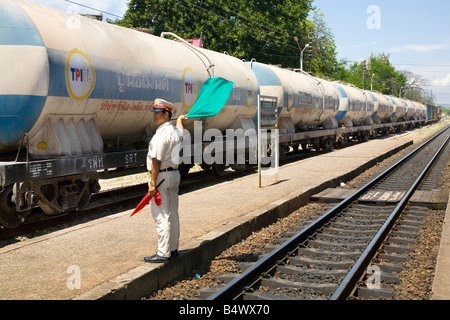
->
xmin=148 ymin=158 xmax=161 ymax=196
xmin=176 ymin=114 xmax=188 ymax=130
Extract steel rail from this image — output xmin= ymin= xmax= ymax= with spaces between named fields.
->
xmin=208 ymin=125 xmax=449 ymax=300
xmin=330 ymin=128 xmax=450 ymax=299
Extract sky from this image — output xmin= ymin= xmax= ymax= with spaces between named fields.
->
xmin=27 ymin=0 xmax=450 ymax=106
xmin=312 ymin=0 xmax=450 ymax=106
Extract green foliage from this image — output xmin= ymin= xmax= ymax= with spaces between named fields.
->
xmin=304 ymin=9 xmax=340 ymax=77
xmin=113 ymin=0 xmax=313 ymax=67
xmin=341 ymin=53 xmax=407 ymax=96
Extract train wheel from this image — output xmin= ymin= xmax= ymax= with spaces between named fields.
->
xmin=0 ymin=185 xmax=31 ymax=229
xmin=321 ymin=138 xmax=333 ymax=151
xmin=178 ymin=164 xmax=191 ymax=176
xmin=33 ymin=174 xmax=99 ymax=216
xmin=212 ymin=163 xmax=225 ymax=176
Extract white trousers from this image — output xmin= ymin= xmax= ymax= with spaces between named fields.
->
xmin=150 ymin=171 xmax=180 ymax=258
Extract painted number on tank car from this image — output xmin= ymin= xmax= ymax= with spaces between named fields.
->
xmin=99 ymin=100 xmax=153 ymax=112
xmin=88 ymin=156 xmax=104 ymax=170
xmin=116 ymin=72 xmax=169 ymax=93
xmin=29 ymin=162 xmax=54 ymax=179
xmin=125 ymin=153 xmax=138 ymax=165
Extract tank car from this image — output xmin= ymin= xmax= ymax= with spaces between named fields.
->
xmin=1 ymin=0 xmax=259 ymax=155
xmin=406 ymin=100 xmax=423 ymax=120
xmin=247 ymin=62 xmax=339 ymax=131
xmin=332 ymin=82 xmax=374 ymax=127
xmin=0 ymin=0 xmax=259 ymax=228
xmin=367 ymin=91 xmax=394 ymax=123
xmin=402 ymin=100 xmax=415 ymax=120
xmin=388 ymin=96 xmax=407 ymax=122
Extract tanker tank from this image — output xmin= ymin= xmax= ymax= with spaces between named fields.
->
xmin=0 ymin=0 xmax=259 ymax=159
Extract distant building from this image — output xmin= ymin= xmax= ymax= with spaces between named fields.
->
xmin=81 ymin=13 xmax=103 ymax=21
xmin=185 ymin=32 xmax=203 ymax=48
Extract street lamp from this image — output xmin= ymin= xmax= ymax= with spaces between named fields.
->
xmin=294 ymin=36 xmax=309 ymax=72
xmin=371 ymin=74 xmax=375 ymax=90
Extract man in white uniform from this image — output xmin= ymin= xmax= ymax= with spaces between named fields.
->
xmin=144 ymin=99 xmax=187 ymax=263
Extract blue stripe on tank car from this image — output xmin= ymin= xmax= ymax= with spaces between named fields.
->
xmin=246 ymin=62 xmax=282 ymax=86
xmin=336 ymin=110 xmax=347 ymax=122
xmin=0 ymin=0 xmax=44 ymax=46
xmin=372 ymin=111 xmax=378 ymax=119
xmin=332 ymin=84 xmax=348 ymax=98
xmin=368 ymin=92 xmax=378 ymax=102
xmin=0 ymin=95 xmax=46 ymax=147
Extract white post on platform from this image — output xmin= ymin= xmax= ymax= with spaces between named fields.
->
xmin=257 ymin=95 xmax=279 ymax=188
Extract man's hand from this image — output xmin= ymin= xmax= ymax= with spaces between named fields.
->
xmin=148 ymin=184 xmax=157 ymax=196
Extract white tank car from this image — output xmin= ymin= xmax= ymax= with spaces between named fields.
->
xmin=332 ymin=82 xmax=374 ymax=126
xmin=419 ymin=103 xmax=427 ymax=119
xmin=367 ymin=91 xmax=395 ymax=123
xmin=0 ymin=0 xmax=259 ymax=158
xmin=388 ymin=96 xmax=407 ymax=121
xmin=247 ymin=62 xmax=339 ymax=130
xmin=407 ymin=100 xmax=419 ymax=119
xmin=402 ymin=100 xmax=416 ymax=120
xmin=409 ymin=100 xmax=426 ymax=120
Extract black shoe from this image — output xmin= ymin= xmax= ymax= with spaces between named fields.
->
xmin=171 ymin=250 xmax=179 ymax=258
xmin=144 ymin=254 xmax=169 ymax=263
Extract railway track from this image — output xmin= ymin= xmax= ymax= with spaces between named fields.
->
xmin=204 ymin=125 xmax=450 ymax=300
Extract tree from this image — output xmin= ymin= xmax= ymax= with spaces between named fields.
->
xmin=343 ymin=53 xmax=407 ymax=96
xmin=399 ymin=70 xmax=435 ymax=105
xmin=111 ymin=0 xmax=314 ymax=68
xmin=305 ymin=8 xmax=340 ymax=78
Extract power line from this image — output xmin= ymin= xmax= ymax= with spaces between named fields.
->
xmin=178 ymin=0 xmax=300 ymax=52
xmin=204 ymin=0 xmax=287 ymax=38
xmin=422 ymin=84 xmax=450 ymax=87
xmin=393 ymin=62 xmax=450 ymax=68
xmin=344 ymin=59 xmax=450 ymax=68
xmin=63 ymin=0 xmax=123 ymax=19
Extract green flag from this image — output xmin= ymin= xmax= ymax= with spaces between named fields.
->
xmin=186 ymin=77 xmax=234 ymax=118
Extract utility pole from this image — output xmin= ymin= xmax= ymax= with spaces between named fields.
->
xmin=294 ymin=37 xmax=309 ymax=72
xmin=308 ymin=26 xmax=314 ymax=73
xmin=362 ymin=61 xmax=367 ymax=89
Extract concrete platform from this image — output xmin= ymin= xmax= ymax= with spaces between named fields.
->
xmin=0 ymin=134 xmax=443 ymax=300
xmin=432 ymin=195 xmax=450 ymax=300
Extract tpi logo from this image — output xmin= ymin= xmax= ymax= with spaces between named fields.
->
xmin=185 ymin=82 xmax=195 ymax=95
xmin=70 ymin=67 xmax=90 ymax=83
xmin=182 ymin=67 xmax=199 ymax=110
xmin=65 ymin=49 xmax=96 ymax=101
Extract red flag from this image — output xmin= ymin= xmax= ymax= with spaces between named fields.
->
xmin=130 ymin=191 xmax=161 ymax=217
xmin=130 ymin=179 xmax=164 ymax=217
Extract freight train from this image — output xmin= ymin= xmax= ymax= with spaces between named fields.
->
xmin=0 ymin=0 xmax=435 ymax=228
xmin=426 ymin=105 xmax=442 ymax=121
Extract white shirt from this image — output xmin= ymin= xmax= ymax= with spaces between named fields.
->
xmin=147 ymin=121 xmax=183 ymax=171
